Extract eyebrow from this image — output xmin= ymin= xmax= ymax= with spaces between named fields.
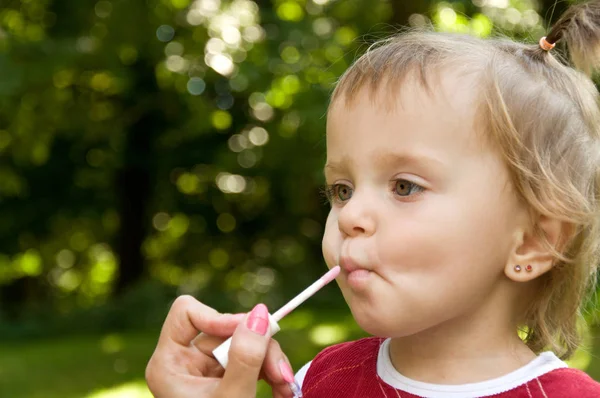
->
xmin=324 ymin=151 xmax=445 ymax=176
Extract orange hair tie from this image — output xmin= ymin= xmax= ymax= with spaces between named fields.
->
xmin=539 ymin=36 xmax=556 ymax=51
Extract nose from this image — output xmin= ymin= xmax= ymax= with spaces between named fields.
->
xmin=337 ymin=190 xmax=376 ymax=237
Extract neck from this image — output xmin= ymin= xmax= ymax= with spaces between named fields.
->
xmin=388 ymin=286 xmax=537 ymax=384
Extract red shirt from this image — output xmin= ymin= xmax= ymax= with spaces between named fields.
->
xmin=301 ymin=337 xmax=600 ymax=397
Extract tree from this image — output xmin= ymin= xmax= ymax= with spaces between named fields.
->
xmin=0 ymin=0 xmax=559 ymax=323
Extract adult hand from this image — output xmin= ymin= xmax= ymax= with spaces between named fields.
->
xmin=146 ymin=295 xmax=295 ymax=398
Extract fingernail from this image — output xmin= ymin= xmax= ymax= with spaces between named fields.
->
xmin=279 ymin=360 xmax=303 ymax=397
xmin=246 ymin=303 xmax=269 ymax=335
xmin=279 ymin=360 xmax=295 ymax=383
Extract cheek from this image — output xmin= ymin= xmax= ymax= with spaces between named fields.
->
xmin=374 ymin=200 xmax=491 ymax=272
xmin=375 ymin=203 xmax=454 ymax=265
xmin=322 ymin=211 xmax=340 ymax=266
xmin=375 ymin=197 xmax=514 ymax=283
xmin=442 ymin=189 xmax=520 ymax=263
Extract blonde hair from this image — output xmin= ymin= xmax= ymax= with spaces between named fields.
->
xmin=330 ymin=1 xmax=600 ymax=359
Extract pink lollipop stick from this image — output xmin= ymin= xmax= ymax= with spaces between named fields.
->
xmin=272 ymin=265 xmax=340 ymax=321
xmin=212 ymin=266 xmax=340 ymax=369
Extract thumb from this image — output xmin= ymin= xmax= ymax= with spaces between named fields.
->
xmin=215 ymin=303 xmax=271 ymax=398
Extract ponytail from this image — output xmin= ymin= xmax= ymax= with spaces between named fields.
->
xmin=543 ymin=1 xmax=600 ymax=75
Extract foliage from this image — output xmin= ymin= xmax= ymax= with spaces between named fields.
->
xmin=0 ymin=0 xmax=397 ymax=319
xmin=0 ymin=0 xmax=560 ymax=329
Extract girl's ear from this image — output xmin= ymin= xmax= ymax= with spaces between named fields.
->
xmin=504 ymin=215 xmax=566 ymax=282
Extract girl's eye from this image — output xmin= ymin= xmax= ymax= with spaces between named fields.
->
xmin=336 ymin=185 xmax=353 ymax=201
xmin=325 ymin=184 xmax=353 ymax=203
xmin=394 ymin=179 xmax=424 ymax=196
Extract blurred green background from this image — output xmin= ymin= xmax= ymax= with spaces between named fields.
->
xmin=1 ymin=0 xmax=599 ymax=397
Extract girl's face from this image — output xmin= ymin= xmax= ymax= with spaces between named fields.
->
xmin=322 ymin=75 xmax=529 ymax=337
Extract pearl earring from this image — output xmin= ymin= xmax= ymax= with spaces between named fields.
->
xmin=514 ymin=265 xmax=522 ymax=272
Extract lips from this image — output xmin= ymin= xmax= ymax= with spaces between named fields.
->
xmin=339 ymin=255 xmax=369 ymax=274
xmin=338 ymin=240 xmax=372 ymax=272
xmin=337 ymin=241 xmax=376 ymax=291
xmin=338 ymin=255 xmax=373 ymax=290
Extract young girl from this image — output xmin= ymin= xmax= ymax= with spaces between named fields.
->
xmin=295 ymin=1 xmax=600 ymax=397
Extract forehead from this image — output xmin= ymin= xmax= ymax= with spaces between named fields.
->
xmin=326 ymin=71 xmax=486 ymax=163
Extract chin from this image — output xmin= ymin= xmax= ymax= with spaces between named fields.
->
xmin=351 ymin=308 xmax=394 ymax=337
xmin=352 ymin=307 xmax=426 ymax=338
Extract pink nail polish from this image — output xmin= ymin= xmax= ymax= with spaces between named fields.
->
xmin=246 ymin=303 xmax=269 ymax=335
xmin=279 ymin=360 xmax=295 ymax=383
xmin=279 ymin=360 xmax=302 ymax=397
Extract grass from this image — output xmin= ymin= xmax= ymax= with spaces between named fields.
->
xmin=1 ymin=313 xmax=599 ymax=398
xmin=0 ymin=332 xmax=156 ymax=398
xmin=0 ymin=309 xmax=362 ymax=398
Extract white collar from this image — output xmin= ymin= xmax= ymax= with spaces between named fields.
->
xmin=377 ymin=338 xmax=568 ymax=398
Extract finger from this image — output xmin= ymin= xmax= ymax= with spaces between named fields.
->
xmin=189 ymin=333 xmax=231 ymax=377
xmin=214 ymin=303 xmax=271 ymax=398
xmin=271 ymin=359 xmax=296 ymax=398
xmin=261 ymin=339 xmax=290 ymax=384
xmin=159 ymin=295 xmax=245 ymax=347
xmin=273 ymin=381 xmax=295 ymax=398
xmin=191 ymin=332 xmax=229 ymax=356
